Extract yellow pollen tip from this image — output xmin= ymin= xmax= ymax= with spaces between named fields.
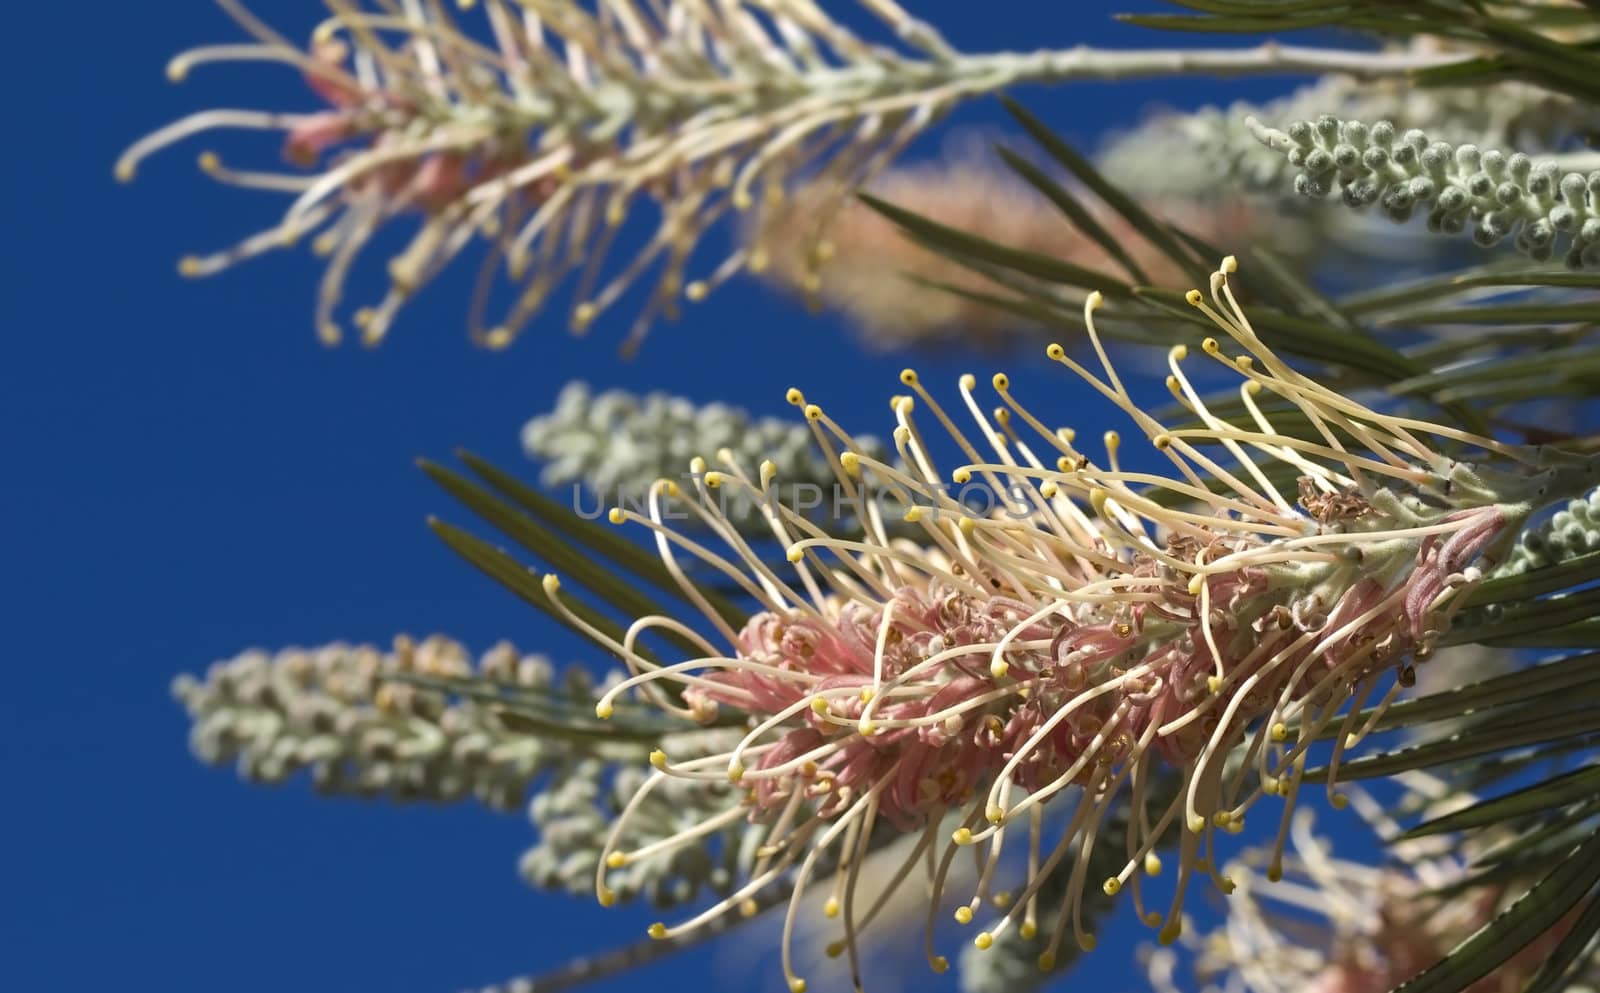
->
xmin=1170 ymin=344 xmax=1188 ymax=361
xmin=903 ymin=507 xmax=922 ymax=523
xmin=1078 ymin=935 xmax=1097 ymax=952
xmin=1089 ymin=489 xmax=1109 ymax=514
xmin=1037 ymin=952 xmax=1056 ymax=971
xmin=177 ymin=256 xmax=205 ymax=278
xmin=114 ymin=161 xmax=136 ymax=183
xmin=740 ymin=899 xmax=759 ymax=918
xmin=542 ymin=574 xmax=561 ymax=596
xmin=900 ymin=369 xmax=918 ymax=386
xmin=1086 ymin=290 xmax=1104 ymax=309
xmin=952 ymin=468 xmax=972 ymax=484
xmin=685 ymin=281 xmax=708 ymax=301
xmin=959 ymin=373 xmax=976 ymax=390
xmin=1185 ymin=289 xmax=1204 ymax=306
xmin=165 ymin=59 xmax=189 ymax=83
xmin=1222 ymin=255 xmax=1238 ymax=273
xmin=594 ymin=701 xmax=614 ymax=719
xmin=607 ymin=508 xmax=625 ymax=525
xmin=1153 ymin=434 xmax=1172 ymax=450
xmin=859 ymin=688 xmax=874 ymax=703
xmin=597 ymin=887 xmax=616 ymax=907
xmin=954 ymin=906 xmax=973 ymax=925
xmin=649 ymin=749 xmax=667 ymax=770
xmin=1020 ymin=922 xmax=1037 ymax=940
xmin=1207 ymin=675 xmax=1223 ymax=694
xmin=606 ymin=852 xmax=627 ymax=869
xmin=992 ymin=892 xmax=1012 ymax=910
xmin=986 ymin=804 xmax=1005 ymax=825
xmin=728 ymin=763 xmax=744 ymax=783
xmin=1330 ymin=792 xmax=1349 ymax=809
xmin=1202 ymin=337 xmax=1221 ymax=354
xmin=197 ymin=151 xmax=220 ymax=174
xmin=992 ymin=373 xmax=1010 ymax=390
xmin=571 ymin=303 xmax=596 ymax=331
xmin=931 ymin=956 xmax=949 ymax=974
xmin=810 ymin=697 xmax=830 ymax=715
xmin=786 ymin=388 xmax=804 ymax=405
xmin=1145 ymin=853 xmax=1163 ymax=876
xmin=703 ymin=471 xmax=723 ymax=488
xmin=825 ymin=942 xmax=844 ymax=960
xmin=731 ymin=190 xmax=753 ymax=211
xmin=788 ymin=979 xmax=807 ymax=993
xmin=1220 ymin=876 xmax=1236 ymax=895
xmin=1159 ymin=923 xmax=1183 ymax=945
xmin=1040 ymin=481 xmax=1059 ymax=499
xmin=859 ymin=719 xmax=878 ymax=736
xmin=1046 ymin=343 xmax=1065 ymax=360
xmin=786 ymin=546 xmax=805 ymax=563
xmin=1213 ymin=811 xmax=1232 ymax=828
xmin=974 ymin=932 xmax=994 ymax=951
xmin=804 ymin=404 xmax=822 ymax=421
xmin=1187 ymin=814 xmax=1207 ymax=833
xmin=990 ymin=660 xmax=1009 ymax=679
xmin=1102 ymin=878 xmax=1122 ymax=896
xmin=823 ymin=897 xmax=840 ymax=919
xmin=1144 ymin=912 xmax=1164 ymax=928
xmin=1187 ymin=575 xmax=1204 ymax=597
xmin=648 ymin=923 xmax=668 ymax=940
xmin=840 ymin=452 xmax=860 ymax=475
xmin=1267 ymin=864 xmax=1283 ymax=882
xmin=952 ymin=827 xmax=974 ymax=846
xmin=1271 ymin=722 xmax=1288 ymax=742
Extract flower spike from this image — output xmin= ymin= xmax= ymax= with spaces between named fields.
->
xmin=580 ymin=258 xmax=1591 ymax=985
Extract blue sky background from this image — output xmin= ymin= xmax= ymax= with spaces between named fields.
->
xmin=3 ymin=3 xmax=1337 ymax=991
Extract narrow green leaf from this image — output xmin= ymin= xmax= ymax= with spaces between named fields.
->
xmin=1402 ymin=765 xmax=1600 ymax=839
xmin=454 ymin=451 xmax=746 ymax=628
xmin=427 ymin=518 xmax=664 ymax=665
xmin=1391 ymin=831 xmax=1600 ymax=993
xmin=998 ymin=96 xmax=1208 ymax=286
xmin=858 ymin=192 xmax=1131 ymax=296
xmin=1468 ymin=551 xmax=1600 ymax=606
xmin=1311 ymin=651 xmax=1600 ymax=740
xmin=1518 ymin=886 xmax=1600 ymax=993
xmin=421 ymin=459 xmax=687 ymax=633
xmin=1446 ymin=586 xmax=1600 ymax=646
xmin=1305 ymin=707 xmax=1600 ymax=782
xmin=992 ymin=143 xmax=1151 ymax=284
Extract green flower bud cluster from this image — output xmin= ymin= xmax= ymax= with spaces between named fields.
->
xmin=1249 ymin=115 xmax=1600 ymax=266
xmin=172 ymin=635 xmax=606 ymax=810
xmin=523 ymin=382 xmax=881 ymax=528
xmin=520 ymin=733 xmax=752 ymax=909
xmin=1099 ymin=75 xmax=1592 ymax=203
xmin=1497 ymin=487 xmax=1600 ymax=576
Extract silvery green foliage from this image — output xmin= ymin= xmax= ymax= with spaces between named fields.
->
xmin=172 ymin=636 xmax=614 ymax=810
xmin=1098 ymin=75 xmax=1592 ymax=202
xmin=1249 ymin=115 xmax=1600 ymax=267
xmin=524 ymin=381 xmax=881 ymax=527
xmin=521 ymin=731 xmax=752 ymax=908
xmin=1497 ymin=486 xmax=1600 ymax=576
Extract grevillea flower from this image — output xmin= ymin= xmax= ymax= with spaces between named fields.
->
xmin=536 ymin=259 xmax=1589 ymax=993
xmin=1147 ymin=784 xmax=1586 ymax=993
xmin=755 ymin=156 xmax=1262 ymax=349
xmin=116 ymin=3 xmax=1466 ymax=351
xmin=115 ymin=0 xmax=977 ymax=350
